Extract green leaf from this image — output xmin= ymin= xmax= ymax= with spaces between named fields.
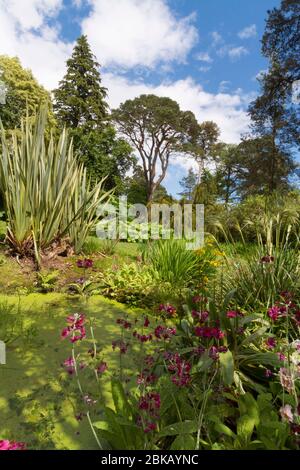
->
xmin=171 ymin=434 xmax=195 ymax=450
xmin=219 ymin=350 xmax=234 ymax=385
xmin=213 ymin=421 xmax=236 ymax=438
xmin=93 ymin=420 xmax=110 ymax=431
xmin=158 ymin=420 xmax=198 ymax=437
xmin=239 ymin=393 xmax=260 ymax=427
xmin=111 ymin=379 xmax=131 ymax=417
xmin=237 ymin=415 xmax=255 ymax=442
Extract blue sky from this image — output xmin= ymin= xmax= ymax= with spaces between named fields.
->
xmin=0 ymin=0 xmax=281 ymax=195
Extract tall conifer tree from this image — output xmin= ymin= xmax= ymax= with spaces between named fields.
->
xmin=53 ymin=36 xmax=134 ymax=190
xmin=53 ymin=35 xmax=108 ymax=130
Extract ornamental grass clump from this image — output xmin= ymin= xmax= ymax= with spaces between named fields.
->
xmin=0 ymin=107 xmax=111 ymax=261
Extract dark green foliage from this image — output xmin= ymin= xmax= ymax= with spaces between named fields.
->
xmin=72 ymin=125 xmax=135 ymax=192
xmin=247 ymin=1 xmax=300 ymax=195
xmin=124 ymin=166 xmax=171 ymax=205
xmin=262 ymin=0 xmax=300 ymax=99
xmin=53 ymin=35 xmax=108 ymax=131
xmin=237 ymin=136 xmax=294 ymax=196
xmin=53 ymin=35 xmax=134 ymax=187
xmin=178 ymin=168 xmax=198 ymax=201
xmin=185 ymin=120 xmax=220 ymax=184
xmin=215 ymin=144 xmax=241 ymax=204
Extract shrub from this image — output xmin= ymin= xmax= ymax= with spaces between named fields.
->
xmin=144 ymin=239 xmax=223 ymax=293
xmin=0 ymin=107 xmax=111 ymax=261
xmin=35 ymin=270 xmax=59 ymax=293
xmin=99 ymin=263 xmax=159 ymax=306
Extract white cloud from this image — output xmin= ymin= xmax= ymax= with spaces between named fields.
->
xmin=218 ymin=45 xmax=249 ymax=61
xmin=219 ymin=80 xmax=231 ymax=92
xmin=198 ymin=65 xmax=211 ymax=73
xmin=0 ymin=0 xmax=73 ymax=90
xmin=238 ymin=24 xmax=257 ymax=39
xmin=0 ymin=0 xmax=252 ymax=176
xmin=82 ymin=0 xmax=198 ymax=69
xmin=1 ymin=0 xmax=62 ymax=30
xmin=211 ymin=31 xmax=223 ymax=46
xmin=103 ymin=74 xmax=250 ymax=145
xmin=196 ymin=52 xmax=213 ymax=63
xmin=228 ymin=46 xmax=249 ymax=60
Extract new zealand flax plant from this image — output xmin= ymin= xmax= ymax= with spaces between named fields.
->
xmin=0 ymin=106 xmax=112 ymax=264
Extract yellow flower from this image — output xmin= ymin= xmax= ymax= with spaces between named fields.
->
xmin=214 ymin=249 xmax=225 ymax=257
xmin=210 ymin=260 xmax=220 ymax=267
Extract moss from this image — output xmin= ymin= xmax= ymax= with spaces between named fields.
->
xmin=0 ymin=241 xmax=143 ymax=294
xmin=0 ymin=293 xmax=143 ymax=449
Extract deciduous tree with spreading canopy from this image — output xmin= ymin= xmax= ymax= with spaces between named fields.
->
xmin=113 ymin=94 xmax=199 ymax=204
xmin=0 ymin=55 xmax=54 ymax=131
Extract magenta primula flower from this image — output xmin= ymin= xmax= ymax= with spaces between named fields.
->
xmin=167 ymin=353 xmax=191 ymax=387
xmin=154 ymin=325 xmax=176 ymax=340
xmin=67 ymin=313 xmax=85 ymax=327
xmin=96 ymin=361 xmax=108 ymax=374
xmin=158 ymin=304 xmax=177 ymax=317
xmin=226 ymin=310 xmax=243 ymax=319
xmin=116 ymin=318 xmax=132 ymax=329
xmin=112 ymin=339 xmax=128 ymax=354
xmin=76 ymin=258 xmax=93 ymax=269
xmin=0 ymin=440 xmax=26 ymax=451
xmin=193 ymin=345 xmax=206 ymax=357
xmin=137 ymin=369 xmax=157 ymax=385
xmin=133 ymin=331 xmax=153 ymax=343
xmin=138 ymin=392 xmax=161 ymax=413
xmin=209 ymin=346 xmax=219 ymax=361
xmin=144 ymin=355 xmax=155 ymax=367
xmin=277 ymin=352 xmax=286 ymax=362
xmin=192 ymin=310 xmax=209 ymax=322
xmin=138 ymin=392 xmax=161 ymax=432
xmin=192 ymin=295 xmax=208 ymax=304
xmin=63 ymin=356 xmax=76 ymax=374
xmin=267 ymin=306 xmax=281 ymax=321
xmin=194 ymin=326 xmax=225 ymax=340
xmin=265 ymin=337 xmax=276 ymax=349
xmin=61 ymin=313 xmax=86 ymax=343
xmin=143 ymin=422 xmax=157 ymax=433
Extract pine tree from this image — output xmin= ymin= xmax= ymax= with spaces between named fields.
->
xmin=53 ymin=35 xmax=108 ymax=130
xmin=178 ymin=168 xmax=197 ymax=201
xmin=247 ymin=0 xmax=300 ymax=193
xmin=53 ymin=36 xmax=135 ymax=189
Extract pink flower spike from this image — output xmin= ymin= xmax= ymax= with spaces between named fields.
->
xmin=268 ymin=306 xmax=280 ymax=321
xmin=0 ymin=440 xmax=26 ymax=451
xmin=96 ymin=361 xmax=108 ymax=374
xmin=265 ymin=337 xmax=276 ymax=349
